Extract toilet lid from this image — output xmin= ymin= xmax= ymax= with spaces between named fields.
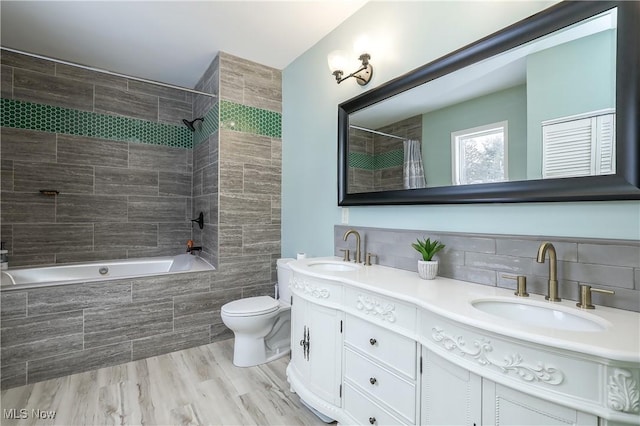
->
xmin=221 ymin=296 xmax=279 ymax=316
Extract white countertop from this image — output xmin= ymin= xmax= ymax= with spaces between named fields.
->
xmin=289 ymin=257 xmax=640 ymax=364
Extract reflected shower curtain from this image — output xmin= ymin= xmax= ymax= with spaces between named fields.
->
xmin=403 ymin=139 xmax=427 ymax=189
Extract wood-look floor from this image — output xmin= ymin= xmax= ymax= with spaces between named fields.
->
xmin=0 ymin=339 xmax=327 ymax=426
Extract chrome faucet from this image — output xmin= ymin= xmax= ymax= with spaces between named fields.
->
xmin=343 ymin=229 xmax=362 ymax=264
xmin=536 ymin=242 xmax=560 ymax=302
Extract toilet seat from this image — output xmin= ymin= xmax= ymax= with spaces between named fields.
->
xmin=221 ymin=296 xmax=279 ymax=317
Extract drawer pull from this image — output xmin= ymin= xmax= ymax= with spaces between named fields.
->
xmin=369 ymin=417 xmax=376 ymax=424
xmin=369 ymin=338 xmax=377 ymax=346
xmin=369 ymin=377 xmax=377 ymax=385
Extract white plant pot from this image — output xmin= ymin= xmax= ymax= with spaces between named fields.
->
xmin=418 ymin=260 xmax=438 ymax=280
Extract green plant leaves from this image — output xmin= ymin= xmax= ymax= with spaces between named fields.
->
xmin=412 ymin=237 xmax=445 ymax=261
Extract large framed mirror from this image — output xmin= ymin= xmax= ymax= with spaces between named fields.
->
xmin=338 ymin=1 xmax=639 ymax=205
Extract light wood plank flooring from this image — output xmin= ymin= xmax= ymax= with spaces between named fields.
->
xmin=0 ymin=339 xmax=327 ymax=425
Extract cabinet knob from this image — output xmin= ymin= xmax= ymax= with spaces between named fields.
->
xmin=369 ymin=417 xmax=376 ymax=424
xmin=369 ymin=377 xmax=377 ymax=385
xmin=369 ymin=338 xmax=377 ymax=346
xmin=299 ymin=339 xmax=305 ymax=347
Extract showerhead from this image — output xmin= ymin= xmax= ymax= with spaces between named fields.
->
xmin=182 ymin=117 xmax=204 ymax=131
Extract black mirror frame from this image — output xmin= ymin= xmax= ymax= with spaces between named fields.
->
xmin=338 ymin=1 xmax=639 ymax=206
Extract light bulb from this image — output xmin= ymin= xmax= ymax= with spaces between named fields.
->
xmin=353 ymin=35 xmax=371 ymax=56
xmin=327 ymin=50 xmax=348 ymax=72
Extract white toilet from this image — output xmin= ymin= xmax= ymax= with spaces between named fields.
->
xmin=221 ymin=258 xmax=294 ymax=367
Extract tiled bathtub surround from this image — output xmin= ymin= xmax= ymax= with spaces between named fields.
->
xmin=0 ymin=270 xmax=271 ymax=389
xmin=348 ymin=115 xmax=421 ymax=193
xmin=0 ymin=49 xmax=193 ymax=131
xmin=0 ymin=49 xmax=283 ymax=389
xmin=1 ymin=49 xmax=283 ymax=272
xmin=190 ymin=55 xmax=220 ymax=266
xmin=1 ymin=50 xmax=196 ymax=266
xmin=217 ymin=52 xmax=283 ymax=285
xmin=335 ymin=225 xmax=640 ymax=312
xmin=1 ymin=127 xmax=193 ymax=267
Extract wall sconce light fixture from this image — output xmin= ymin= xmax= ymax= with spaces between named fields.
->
xmin=328 ymin=50 xmax=373 ymax=86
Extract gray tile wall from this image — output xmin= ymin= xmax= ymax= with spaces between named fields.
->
xmin=191 ymin=129 xmax=219 ymax=267
xmin=219 ymin=51 xmax=281 ymax=113
xmin=0 ymin=270 xmax=255 ymax=389
xmin=347 ymin=115 xmax=423 ymax=194
xmin=1 ymin=51 xmax=196 ymax=266
xmin=217 ymin=52 xmax=282 ymax=287
xmin=0 ymin=50 xmax=284 ymax=389
xmin=1 ymin=128 xmax=192 ymax=267
xmin=1 ymin=49 xmax=193 ymax=126
xmin=348 ymin=128 xmax=374 ymax=194
xmin=191 ymin=59 xmax=220 ymax=267
xmin=372 ymin=115 xmax=422 ymax=192
xmin=335 ymin=225 xmax=640 ymax=312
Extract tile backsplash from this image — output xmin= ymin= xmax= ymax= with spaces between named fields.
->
xmin=335 ymin=225 xmax=640 ymax=312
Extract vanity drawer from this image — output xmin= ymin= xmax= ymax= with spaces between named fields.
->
xmin=345 ymin=314 xmax=416 ymax=380
xmin=344 ymin=348 xmax=416 ymax=423
xmin=343 ymin=382 xmax=409 ymax=426
xmin=344 ymin=287 xmax=416 ymax=333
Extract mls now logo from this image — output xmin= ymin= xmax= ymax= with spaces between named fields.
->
xmin=3 ymin=408 xmax=56 ymax=419
xmin=3 ymin=409 xmax=27 ymax=419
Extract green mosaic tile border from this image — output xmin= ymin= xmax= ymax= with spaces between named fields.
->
xmin=349 ymin=150 xmax=403 ymax=170
xmin=193 ymin=102 xmax=219 ymax=146
xmin=219 ymin=99 xmax=281 ymax=138
xmin=375 ymin=149 xmax=403 ymax=169
xmin=0 ymin=98 xmax=192 ymax=148
xmin=349 ymin=152 xmax=374 ymax=170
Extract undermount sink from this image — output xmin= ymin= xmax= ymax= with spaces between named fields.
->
xmin=471 ymin=298 xmax=608 ymax=332
xmin=307 ymin=261 xmax=361 ymax=272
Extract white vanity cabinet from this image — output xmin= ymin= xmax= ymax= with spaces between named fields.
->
xmin=286 ymin=259 xmax=640 ymax=426
xmin=421 ymin=347 xmax=598 ymax=426
xmin=343 ymin=314 xmax=419 ymax=425
xmin=482 ymin=380 xmax=597 ymax=426
xmin=421 ymin=348 xmax=482 ymax=425
xmin=290 ymin=293 xmax=343 ymax=407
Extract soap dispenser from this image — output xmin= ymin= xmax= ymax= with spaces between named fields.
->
xmin=0 ymin=242 xmax=8 ymax=270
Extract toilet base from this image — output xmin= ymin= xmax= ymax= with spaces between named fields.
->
xmin=232 ymin=334 xmax=291 ymax=367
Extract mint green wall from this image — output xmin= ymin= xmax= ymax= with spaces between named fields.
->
xmin=282 ymin=1 xmax=639 ymax=258
xmin=526 ymin=30 xmax=616 ymax=178
xmin=422 ymin=85 xmax=527 ymax=186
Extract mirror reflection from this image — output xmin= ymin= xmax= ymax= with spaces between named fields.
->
xmin=347 ymin=8 xmax=617 ymax=194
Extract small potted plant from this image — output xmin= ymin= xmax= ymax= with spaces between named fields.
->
xmin=412 ymin=237 xmax=445 ymax=280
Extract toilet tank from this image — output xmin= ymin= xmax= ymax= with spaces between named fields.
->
xmin=276 ymin=258 xmax=295 ymax=303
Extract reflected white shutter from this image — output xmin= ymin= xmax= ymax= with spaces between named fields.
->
xmin=595 ymin=114 xmax=615 ymax=175
xmin=542 ymin=112 xmax=615 ymax=179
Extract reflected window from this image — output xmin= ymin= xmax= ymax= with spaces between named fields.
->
xmin=452 ymin=121 xmax=508 ymax=185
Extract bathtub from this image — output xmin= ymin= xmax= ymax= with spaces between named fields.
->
xmin=0 ymin=254 xmax=215 ymax=290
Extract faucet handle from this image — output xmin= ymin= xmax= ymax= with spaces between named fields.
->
xmin=502 ymin=274 xmax=529 ymax=297
xmin=576 ymin=284 xmax=615 ymax=309
xmin=365 ymin=253 xmax=377 ymax=266
xmin=339 ymin=249 xmax=351 ymax=262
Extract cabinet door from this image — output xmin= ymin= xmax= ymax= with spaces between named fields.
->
xmin=421 ymin=348 xmax=481 ymax=426
xmin=307 ymin=301 xmax=343 ymax=405
xmin=482 ymin=380 xmax=598 ymax=426
xmin=290 ymin=294 xmax=308 ymax=378
xmin=290 ymin=294 xmax=342 ymax=406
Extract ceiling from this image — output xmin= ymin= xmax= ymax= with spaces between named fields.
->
xmin=0 ymin=1 xmax=367 ymax=90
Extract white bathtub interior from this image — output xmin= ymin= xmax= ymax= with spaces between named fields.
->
xmin=0 ymin=254 xmax=214 ymax=288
